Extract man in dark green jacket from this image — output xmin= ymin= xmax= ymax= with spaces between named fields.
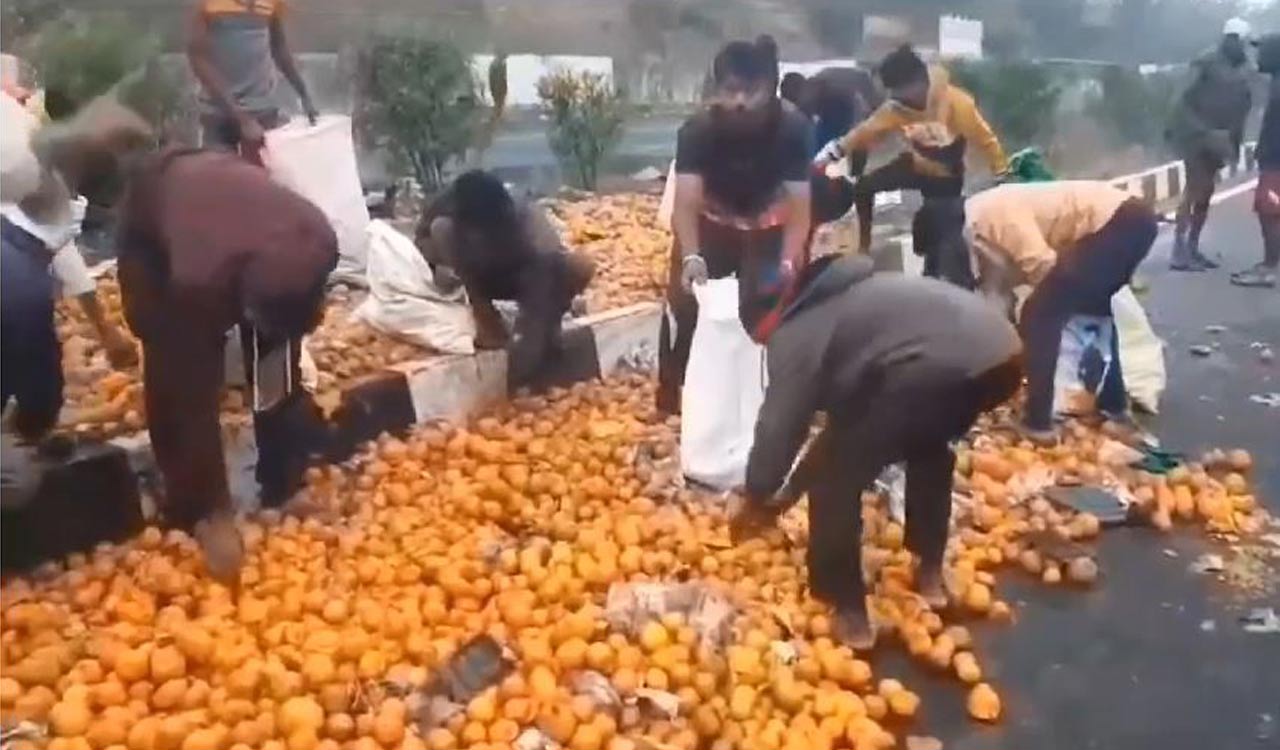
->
xmin=1168 ymin=18 xmax=1254 ymax=271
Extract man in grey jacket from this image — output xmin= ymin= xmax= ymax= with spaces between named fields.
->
xmin=1168 ymin=18 xmax=1254 ymax=271
xmin=731 ymin=255 xmax=1022 ymax=649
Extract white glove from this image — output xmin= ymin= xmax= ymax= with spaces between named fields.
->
xmin=814 ymin=139 xmax=846 ymax=166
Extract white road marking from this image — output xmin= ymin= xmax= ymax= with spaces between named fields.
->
xmin=1210 ymin=178 xmax=1259 ymax=205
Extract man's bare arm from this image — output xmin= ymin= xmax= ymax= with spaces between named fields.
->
xmin=269 ymin=11 xmax=317 ymax=120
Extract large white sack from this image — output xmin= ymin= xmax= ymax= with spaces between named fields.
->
xmin=1113 ymin=286 xmax=1166 ymax=413
xmin=263 ymin=115 xmax=370 ymax=282
xmin=680 ymin=278 xmax=767 ymax=489
xmin=353 ymin=220 xmax=475 ymax=355
xmin=1051 ymin=287 xmax=1166 ymax=415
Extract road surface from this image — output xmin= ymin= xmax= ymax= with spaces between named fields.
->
xmin=914 ymin=181 xmax=1280 ymax=750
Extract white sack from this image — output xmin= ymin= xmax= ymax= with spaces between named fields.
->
xmin=680 ymin=278 xmax=767 ymax=489
xmin=263 ymin=115 xmax=370 ymax=282
xmin=353 ymin=220 xmax=475 ymax=355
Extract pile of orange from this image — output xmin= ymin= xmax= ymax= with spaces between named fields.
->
xmin=2 ymin=373 xmax=1270 ymax=749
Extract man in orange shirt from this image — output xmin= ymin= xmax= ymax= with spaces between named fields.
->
xmin=187 ymin=0 xmax=317 ymax=163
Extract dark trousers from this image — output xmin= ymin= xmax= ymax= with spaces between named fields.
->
xmin=913 ymin=196 xmax=975 ymax=289
xmin=790 ymin=359 xmax=1022 ymax=609
xmin=199 ymin=109 xmax=282 ymax=165
xmin=1173 ymin=149 xmax=1222 ymax=259
xmin=854 ymin=152 xmax=964 ymax=253
xmin=655 ymin=219 xmax=790 ymax=414
xmin=236 ymin=326 xmax=331 ymax=507
xmin=1021 ymin=199 xmax=1157 ymax=430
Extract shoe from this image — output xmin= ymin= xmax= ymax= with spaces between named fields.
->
xmin=193 ymin=512 xmax=244 ymax=584
xmin=1191 ymin=251 xmax=1220 ymax=269
xmin=1170 ymin=256 xmax=1209 ymax=272
xmin=833 ymin=606 xmax=877 ymax=651
xmin=1230 ymin=264 xmax=1278 ymax=288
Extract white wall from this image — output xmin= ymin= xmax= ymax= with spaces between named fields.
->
xmin=472 ymin=54 xmax=613 ymax=107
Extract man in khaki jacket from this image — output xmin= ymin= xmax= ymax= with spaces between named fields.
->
xmin=965 ymin=181 xmax=1158 ymax=442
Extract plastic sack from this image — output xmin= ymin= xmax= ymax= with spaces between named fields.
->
xmin=657 ymin=160 xmax=677 ymax=230
xmin=1052 ymin=314 xmax=1114 ymax=416
xmin=1052 ymin=288 xmax=1166 ymax=415
xmin=680 ymin=278 xmax=766 ymax=489
xmin=263 ymin=115 xmax=370 ymax=283
xmin=353 ymin=220 xmax=476 ymax=355
xmin=1112 ymin=286 xmax=1166 ymax=413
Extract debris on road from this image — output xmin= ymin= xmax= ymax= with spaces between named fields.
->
xmin=1189 ymin=344 xmax=1215 ymax=357
xmin=1204 ymin=324 xmax=1227 ymax=334
xmin=1241 ymin=608 xmax=1280 ymax=634
xmin=1248 ymin=392 xmax=1280 ymax=408
xmin=1189 ymin=553 xmax=1226 ymax=574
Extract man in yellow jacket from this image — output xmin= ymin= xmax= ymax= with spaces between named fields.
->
xmin=964 ymin=181 xmax=1159 ymax=442
xmin=815 ymin=46 xmax=1008 ymax=255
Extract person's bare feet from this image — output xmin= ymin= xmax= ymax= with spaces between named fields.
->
xmin=917 ymin=568 xmax=948 ymax=609
xmin=193 ymin=511 xmax=244 ymax=584
xmin=833 ymin=606 xmax=876 ymax=651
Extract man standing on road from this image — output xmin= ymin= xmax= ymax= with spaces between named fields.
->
xmin=1167 ymin=18 xmax=1254 ymax=272
xmin=187 ymin=0 xmax=318 ymax=164
xmin=1233 ymin=33 xmax=1280 ymax=289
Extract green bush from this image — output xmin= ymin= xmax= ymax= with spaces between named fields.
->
xmin=537 ymin=70 xmax=627 ymax=190
xmin=359 ymin=34 xmax=481 ymax=190
xmin=25 ymin=13 xmax=159 ymax=118
xmin=1086 ymin=66 xmax=1180 ymax=151
xmin=949 ymin=60 xmax=1063 ymax=149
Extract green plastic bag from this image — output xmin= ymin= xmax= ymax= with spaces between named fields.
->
xmin=1007 ymin=148 xmax=1055 ymax=183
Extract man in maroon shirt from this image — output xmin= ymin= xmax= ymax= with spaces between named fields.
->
xmin=117 ymin=148 xmax=337 ymax=581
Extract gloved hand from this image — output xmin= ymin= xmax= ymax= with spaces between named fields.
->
xmin=680 ymin=254 xmax=708 ymax=292
xmin=813 ymin=138 xmax=846 ymax=167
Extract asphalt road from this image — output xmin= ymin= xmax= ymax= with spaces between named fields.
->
xmin=901 ymin=182 xmax=1280 ymax=750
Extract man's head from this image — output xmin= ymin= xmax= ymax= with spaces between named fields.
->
xmin=453 ymin=169 xmax=517 ymax=230
xmin=1255 ymin=33 xmax=1280 ymax=75
xmin=779 ymin=72 xmax=815 ymax=115
xmin=1221 ymin=17 xmax=1252 ymax=66
xmin=709 ymin=36 xmax=781 ymax=135
xmin=878 ymin=45 xmax=930 ymax=111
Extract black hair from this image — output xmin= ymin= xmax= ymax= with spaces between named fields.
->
xmin=452 ymin=169 xmax=517 ymax=229
xmin=878 ymin=45 xmax=928 ymax=89
xmin=712 ymin=35 xmax=779 ymax=89
xmin=779 ymin=72 xmax=807 ymax=104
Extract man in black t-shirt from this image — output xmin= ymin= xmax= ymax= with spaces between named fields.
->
xmin=657 ymin=36 xmax=814 ymax=414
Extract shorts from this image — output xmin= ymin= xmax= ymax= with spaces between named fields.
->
xmin=1255 ymin=170 xmax=1280 ymax=217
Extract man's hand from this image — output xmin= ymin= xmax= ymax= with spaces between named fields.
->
xmin=237 ymin=115 xmax=266 ymax=152
xmin=680 ymin=254 xmax=708 ymax=292
xmin=302 ymin=98 xmax=319 ymax=126
xmin=101 ymin=326 xmax=139 ymax=370
xmin=813 ymin=139 xmax=845 ymax=167
xmin=728 ymin=494 xmax=780 ymax=545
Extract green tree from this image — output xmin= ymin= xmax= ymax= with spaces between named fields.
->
xmin=950 ymin=59 xmax=1063 ymax=148
xmin=24 ymin=13 xmax=159 ymax=118
xmin=359 ymin=33 xmax=481 ymax=190
xmin=537 ymin=70 xmax=627 ymax=191
xmin=1086 ymin=65 xmax=1180 ymax=150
